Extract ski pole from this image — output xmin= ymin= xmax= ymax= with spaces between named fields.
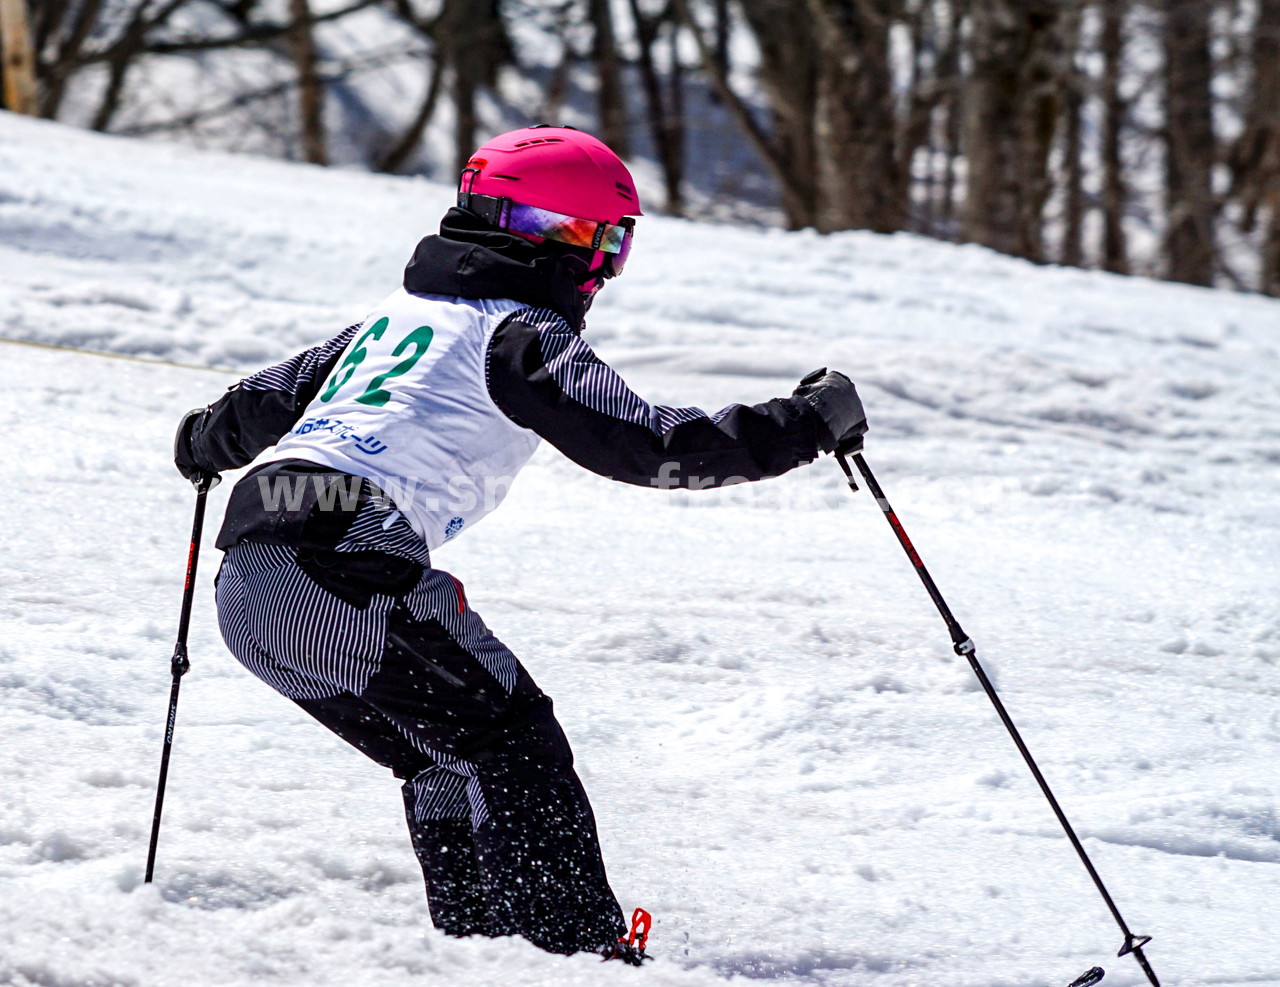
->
xmin=145 ymin=475 xmax=213 ymax=883
xmin=835 ymin=451 xmax=1160 ymax=987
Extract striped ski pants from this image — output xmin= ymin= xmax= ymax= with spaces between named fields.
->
xmin=215 ymin=540 xmax=626 ymax=954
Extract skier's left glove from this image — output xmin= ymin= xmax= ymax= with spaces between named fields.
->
xmin=793 ymin=368 xmax=868 ymax=454
xmin=174 ymin=408 xmax=221 ymax=489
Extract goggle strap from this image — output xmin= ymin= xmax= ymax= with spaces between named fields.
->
xmin=461 ymin=191 xmax=511 ymax=228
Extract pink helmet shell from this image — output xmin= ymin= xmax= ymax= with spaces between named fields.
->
xmin=460 ymin=126 xmax=642 ymax=225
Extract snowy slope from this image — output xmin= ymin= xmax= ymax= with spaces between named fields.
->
xmin=2 ymin=111 xmax=1279 ymax=987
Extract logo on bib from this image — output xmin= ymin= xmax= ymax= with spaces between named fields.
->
xmin=443 ymin=516 xmax=466 ymax=541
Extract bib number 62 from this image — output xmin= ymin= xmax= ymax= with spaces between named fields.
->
xmin=319 ymin=319 xmax=435 ymax=408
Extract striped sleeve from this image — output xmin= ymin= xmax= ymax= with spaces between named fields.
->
xmin=485 ymin=307 xmax=822 ymax=488
xmin=187 ymin=324 xmax=359 ymax=472
xmin=237 ymin=327 xmax=358 ymax=394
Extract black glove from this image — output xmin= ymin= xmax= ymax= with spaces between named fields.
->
xmin=174 ymin=408 xmax=221 ymax=489
xmin=793 ymin=368 xmax=868 ymax=454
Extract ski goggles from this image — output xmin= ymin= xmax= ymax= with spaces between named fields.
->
xmin=460 ymin=192 xmax=635 ymax=278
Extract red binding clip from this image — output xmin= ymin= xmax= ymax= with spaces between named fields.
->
xmin=623 ymin=907 xmax=651 ymax=953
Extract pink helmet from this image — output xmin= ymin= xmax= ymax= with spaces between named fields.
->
xmin=458 ymin=126 xmax=642 ymax=299
xmin=460 ymin=125 xmax=642 ymax=223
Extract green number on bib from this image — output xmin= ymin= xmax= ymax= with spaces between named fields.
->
xmin=355 ymin=325 xmax=435 ymax=407
xmin=320 ymin=318 xmax=388 ymax=403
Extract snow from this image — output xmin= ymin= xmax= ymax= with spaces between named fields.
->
xmin=3 ymin=110 xmax=1280 ymax=986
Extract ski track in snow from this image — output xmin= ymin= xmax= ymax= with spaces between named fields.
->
xmin=2 ymin=113 xmax=1279 ymax=986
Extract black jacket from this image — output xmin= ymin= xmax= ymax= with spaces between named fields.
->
xmin=181 ymin=209 xmax=826 ymax=551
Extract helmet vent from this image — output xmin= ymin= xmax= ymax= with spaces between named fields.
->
xmin=615 ymin=182 xmax=635 ymax=200
xmin=492 ymin=174 xmax=521 ymax=180
xmin=513 ymin=137 xmax=566 ymax=148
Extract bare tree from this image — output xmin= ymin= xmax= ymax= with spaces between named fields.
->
xmin=376 ymin=52 xmax=445 ymax=174
xmin=374 ymin=0 xmax=446 ymax=174
xmin=932 ymin=0 xmax=968 ymax=238
xmin=681 ymin=0 xmax=909 ymax=233
xmin=679 ymin=0 xmax=816 ymax=228
xmin=1229 ymin=0 xmax=1280 ymax=294
xmin=1059 ymin=4 xmax=1085 ymax=267
xmin=1162 ymin=0 xmax=1216 ymax=285
xmin=960 ymin=0 xmax=1069 ymax=262
xmin=35 ymin=0 xmax=106 ymax=118
xmin=288 ymin=0 xmax=326 ymax=164
xmin=900 ymin=0 xmax=939 ymax=232
xmin=806 ymin=0 xmax=904 ymax=234
xmin=433 ymin=0 xmax=511 ymax=175
xmin=629 ymin=0 xmax=686 ymax=215
xmin=90 ymin=0 xmax=191 ymax=132
xmin=590 ymin=0 xmax=629 ymax=156
xmin=1099 ymin=0 xmax=1130 ymax=273
xmin=30 ymin=0 xmax=379 ymax=126
xmin=20 ymin=0 xmax=1280 ymax=296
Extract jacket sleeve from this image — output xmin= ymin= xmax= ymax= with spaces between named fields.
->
xmin=184 ymin=325 xmax=359 ymax=472
xmin=485 ymin=308 xmax=824 ymax=487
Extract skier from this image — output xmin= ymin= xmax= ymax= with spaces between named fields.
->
xmin=173 ymin=125 xmax=868 ymax=963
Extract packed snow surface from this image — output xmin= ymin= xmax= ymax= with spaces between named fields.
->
xmin=2 ymin=113 xmax=1279 ymax=987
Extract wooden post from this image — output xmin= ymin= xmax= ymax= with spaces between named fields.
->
xmin=0 ymin=0 xmax=38 ymax=115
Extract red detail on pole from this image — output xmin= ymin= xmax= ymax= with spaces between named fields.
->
xmin=183 ymin=540 xmax=197 ymax=591
xmin=886 ymin=512 xmax=923 ymax=568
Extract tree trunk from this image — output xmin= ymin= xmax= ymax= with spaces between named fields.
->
xmin=713 ymin=0 xmax=729 ymax=81
xmin=1258 ymin=0 xmax=1280 ymax=295
xmin=32 ymin=0 xmax=68 ymax=57
xmin=665 ymin=18 xmax=685 ymax=214
xmin=441 ymin=0 xmax=508 ymax=177
xmin=1162 ymin=0 xmax=1216 ymax=286
xmin=806 ymin=0 xmax=904 ymax=234
xmin=451 ymin=23 xmax=480 ymax=176
xmin=960 ymin=0 xmax=1067 ymax=262
xmin=1061 ymin=74 xmax=1083 ymax=266
xmin=675 ymin=0 xmax=813 ymax=226
xmin=1060 ymin=7 xmax=1084 ymax=267
xmin=1 ymin=0 xmax=40 ymax=114
xmin=901 ymin=0 xmax=937 ymax=233
xmin=937 ymin=0 xmax=967 ymax=238
xmin=1229 ymin=0 xmax=1280 ymax=293
xmin=288 ymin=0 xmax=326 ymax=165
xmin=376 ymin=48 xmax=445 ymax=174
xmin=1265 ymin=185 xmax=1280 ymax=295
xmin=37 ymin=0 xmax=103 ymax=118
xmin=629 ymin=0 xmax=684 ymax=215
xmin=734 ymin=0 xmax=819 ymax=228
xmin=89 ymin=0 xmax=189 ymax=132
xmin=589 ymin=0 xmax=629 ymax=156
xmin=540 ymin=3 xmax=574 ymax=122
xmin=1099 ymin=0 xmax=1130 ymax=273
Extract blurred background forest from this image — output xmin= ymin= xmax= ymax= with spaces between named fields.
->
xmin=2 ymin=0 xmax=1279 ymax=294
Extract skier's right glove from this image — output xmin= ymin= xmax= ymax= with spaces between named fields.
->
xmin=793 ymin=368 xmax=868 ymax=454
xmin=173 ymin=408 xmax=221 ymax=489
